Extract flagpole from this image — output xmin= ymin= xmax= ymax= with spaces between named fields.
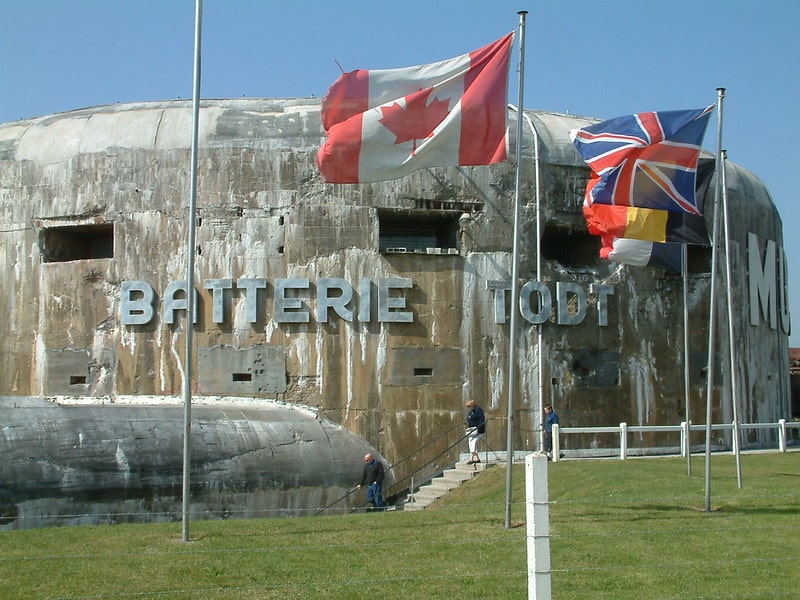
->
xmin=520 ymin=111 xmax=540 ymax=460
xmin=720 ymin=149 xmax=743 ymax=488
xmin=504 ymin=9 xmax=527 ymax=530
xmin=703 ymin=87 xmax=725 ymax=513
xmin=518 ymin=108 xmax=544 ymax=450
xmin=530 ymin=113 xmax=543 ymax=454
xmin=682 ymin=245 xmax=692 ymax=475
xmin=182 ymin=0 xmax=203 ymax=542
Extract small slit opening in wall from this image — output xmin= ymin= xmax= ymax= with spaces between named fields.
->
xmin=232 ymin=373 xmax=253 ymax=382
xmin=70 ymin=375 xmax=87 ymax=385
xmin=413 ymin=368 xmax=433 ymax=377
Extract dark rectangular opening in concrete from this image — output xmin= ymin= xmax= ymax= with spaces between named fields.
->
xmin=413 ymin=368 xmax=433 ymax=377
xmin=69 ymin=375 xmax=87 ymax=385
xmin=378 ymin=211 xmax=459 ymax=253
xmin=40 ymin=223 xmax=114 ymax=262
xmin=541 ymin=225 xmax=600 ymax=267
xmin=232 ymin=372 xmax=252 ymax=382
xmin=686 ymin=244 xmax=712 ymax=273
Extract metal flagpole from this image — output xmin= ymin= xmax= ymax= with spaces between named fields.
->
xmin=682 ymin=245 xmax=692 ymax=476
xmin=703 ymin=88 xmax=725 ymax=513
xmin=531 ymin=115 xmax=543 ymax=454
xmin=720 ymin=149 xmax=743 ymax=488
xmin=504 ymin=9 xmax=527 ymax=530
xmin=518 ymin=108 xmax=544 ymax=451
xmin=182 ymin=0 xmax=203 ymax=543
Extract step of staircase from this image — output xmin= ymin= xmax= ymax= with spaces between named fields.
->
xmin=402 ymin=460 xmax=493 ymax=511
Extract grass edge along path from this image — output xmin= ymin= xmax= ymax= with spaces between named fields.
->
xmin=0 ymin=452 xmax=797 ymax=599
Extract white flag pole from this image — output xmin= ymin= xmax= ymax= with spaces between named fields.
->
xmin=703 ymin=87 xmax=725 ymax=513
xmin=517 ymin=110 xmax=543 ymax=452
xmin=682 ymin=245 xmax=692 ymax=476
xmin=532 ymin=114 xmax=543 ymax=456
xmin=504 ymin=9 xmax=527 ymax=530
xmin=720 ymin=149 xmax=743 ymax=488
xmin=182 ymin=0 xmax=203 ymax=543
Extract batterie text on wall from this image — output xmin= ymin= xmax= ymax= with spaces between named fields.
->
xmin=120 ymin=278 xmax=615 ymax=327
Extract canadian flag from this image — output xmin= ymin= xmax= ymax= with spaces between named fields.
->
xmin=317 ymin=32 xmax=514 ymax=183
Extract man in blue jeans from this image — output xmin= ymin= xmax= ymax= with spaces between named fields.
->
xmin=357 ymin=453 xmax=385 ymax=509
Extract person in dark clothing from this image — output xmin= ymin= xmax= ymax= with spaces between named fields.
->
xmin=544 ymin=404 xmax=559 ymax=460
xmin=357 ymin=453 xmax=385 ymax=509
xmin=465 ymin=400 xmax=486 ymax=464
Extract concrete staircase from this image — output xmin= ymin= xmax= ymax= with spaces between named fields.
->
xmin=403 ymin=459 xmax=492 ymax=511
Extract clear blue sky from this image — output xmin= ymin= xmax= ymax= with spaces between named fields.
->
xmin=2 ymin=0 xmax=798 ymax=344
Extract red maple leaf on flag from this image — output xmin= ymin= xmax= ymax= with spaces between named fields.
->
xmin=379 ymin=87 xmax=451 ymax=155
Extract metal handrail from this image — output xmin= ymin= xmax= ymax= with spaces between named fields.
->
xmin=384 ymin=416 xmax=492 ymax=503
xmin=317 ymin=418 xmax=492 ymax=514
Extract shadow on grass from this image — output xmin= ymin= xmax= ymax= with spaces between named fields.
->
xmin=624 ymin=502 xmax=800 ymax=516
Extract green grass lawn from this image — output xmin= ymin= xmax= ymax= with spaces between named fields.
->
xmin=1 ymin=452 xmax=798 ymax=599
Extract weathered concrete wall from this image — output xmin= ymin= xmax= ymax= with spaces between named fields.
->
xmin=0 ymin=99 xmax=791 ymax=500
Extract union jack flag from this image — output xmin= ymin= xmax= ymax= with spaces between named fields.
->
xmin=571 ymin=105 xmax=714 ymax=214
